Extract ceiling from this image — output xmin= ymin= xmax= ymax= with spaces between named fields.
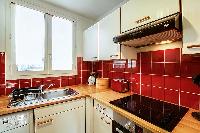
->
xmin=43 ymin=0 xmax=127 ymax=20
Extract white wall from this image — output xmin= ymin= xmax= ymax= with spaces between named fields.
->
xmin=0 ymin=0 xmax=6 ymax=52
xmin=0 ymin=0 xmax=94 ymax=55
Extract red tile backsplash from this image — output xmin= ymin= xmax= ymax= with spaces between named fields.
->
xmin=0 ymin=49 xmax=200 ymax=110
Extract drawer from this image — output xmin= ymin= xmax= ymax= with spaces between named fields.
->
xmin=34 ymin=98 xmax=85 ymax=119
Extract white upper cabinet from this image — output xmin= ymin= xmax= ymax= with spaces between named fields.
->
xmin=121 ymin=0 xmax=180 ymax=33
xmin=182 ymin=0 xmax=200 ymax=54
xmin=99 ymin=8 xmax=120 ymax=60
xmin=83 ymin=23 xmax=99 ymax=61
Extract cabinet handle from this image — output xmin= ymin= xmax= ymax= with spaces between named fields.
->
xmin=37 ymin=118 xmax=53 ymax=127
xmin=110 ymin=55 xmax=119 ymax=58
xmin=92 ymin=57 xmax=97 ymax=59
xmin=187 ymin=44 xmax=200 ymax=48
xmin=101 ymin=116 xmax=104 ymax=120
xmin=105 ymin=120 xmax=111 ymax=125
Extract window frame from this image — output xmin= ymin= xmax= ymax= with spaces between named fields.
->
xmin=6 ymin=3 xmax=77 ymax=80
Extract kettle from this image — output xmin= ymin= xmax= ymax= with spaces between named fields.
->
xmin=88 ymin=72 xmax=98 ymax=85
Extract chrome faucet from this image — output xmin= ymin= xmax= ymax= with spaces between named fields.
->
xmin=39 ymin=83 xmax=55 ymax=92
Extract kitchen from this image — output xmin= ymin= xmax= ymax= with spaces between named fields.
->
xmin=0 ymin=0 xmax=200 ymax=133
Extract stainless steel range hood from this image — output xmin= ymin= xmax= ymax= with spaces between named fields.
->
xmin=113 ymin=12 xmax=182 ymax=48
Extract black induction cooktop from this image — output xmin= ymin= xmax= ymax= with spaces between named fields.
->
xmin=110 ymin=94 xmax=189 ymax=132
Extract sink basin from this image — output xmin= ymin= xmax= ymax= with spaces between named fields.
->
xmin=41 ymin=88 xmax=79 ymax=100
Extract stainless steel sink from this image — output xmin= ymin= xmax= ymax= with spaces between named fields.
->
xmin=41 ymin=88 xmax=79 ymax=100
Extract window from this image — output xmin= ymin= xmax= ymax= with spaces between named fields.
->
xmin=15 ymin=5 xmax=45 ymax=71
xmin=52 ymin=16 xmax=73 ymax=70
xmin=8 ymin=4 xmax=75 ymax=79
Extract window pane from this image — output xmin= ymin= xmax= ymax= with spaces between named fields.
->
xmin=15 ymin=5 xmax=45 ymax=71
xmin=52 ymin=16 xmax=73 ymax=70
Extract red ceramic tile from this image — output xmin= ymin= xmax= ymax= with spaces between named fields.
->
xmin=181 ymin=77 xmax=200 ymax=94
xmin=68 ymin=76 xmax=76 ymax=86
xmin=97 ymin=70 xmax=102 ymax=78
xmin=182 ymin=54 xmax=200 ymax=63
xmin=5 ymin=88 xmax=13 ymax=95
xmin=82 ymin=71 xmax=89 ymax=78
xmin=82 ymin=61 xmax=88 ymax=70
xmin=141 ymin=74 xmax=151 ymax=85
xmin=165 ymin=76 xmax=180 ymax=90
xmin=0 ymin=74 xmax=5 ymax=84
xmin=165 ymin=63 xmax=180 ymax=76
xmin=82 ymin=77 xmax=88 ymax=84
xmin=61 ymin=76 xmax=69 ymax=87
xmin=165 ymin=48 xmax=180 ymax=62
xmin=152 ymin=50 xmax=164 ymax=62
xmin=52 ymin=77 xmax=61 ymax=88
xmin=19 ymin=79 xmax=31 ymax=88
xmin=141 ymin=84 xmax=151 ymax=97
xmin=0 ymin=52 xmax=5 ymax=72
xmin=152 ymin=63 xmax=164 ymax=75
xmin=32 ymin=78 xmax=43 ymax=87
xmin=6 ymin=80 xmax=19 ymax=89
xmin=141 ymin=63 xmax=151 ymax=74
xmin=76 ymin=76 xmax=81 ymax=85
xmin=164 ymin=89 xmax=179 ymax=104
xmin=141 ymin=52 xmax=151 ymax=63
xmin=137 ymin=53 xmax=141 ymax=63
xmin=103 ymin=70 xmax=109 ymax=78
xmin=152 ymin=75 xmax=164 ymax=88
xmin=112 ymin=72 xmax=124 ymax=79
xmin=132 ymin=64 xmax=140 ymax=73
xmin=152 ymin=86 xmax=164 ymax=100
xmin=180 ymin=92 xmax=199 ymax=109
xmin=131 ymin=74 xmax=140 ymax=83
xmin=181 ymin=62 xmax=200 ymax=77
xmin=131 ymin=82 xmax=140 ymax=94
xmin=97 ymin=61 xmax=103 ymax=70
xmin=124 ymin=72 xmax=131 ymax=81
xmin=0 ymin=86 xmax=5 ymax=96
xmin=88 ymin=62 xmax=92 ymax=71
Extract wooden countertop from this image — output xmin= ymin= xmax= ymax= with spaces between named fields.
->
xmin=0 ymin=85 xmax=199 ymax=133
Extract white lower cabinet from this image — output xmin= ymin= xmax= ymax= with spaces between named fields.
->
xmin=34 ymin=98 xmax=85 ymax=133
xmin=93 ymin=100 xmax=113 ymax=133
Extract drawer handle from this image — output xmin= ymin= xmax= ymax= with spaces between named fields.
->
xmin=101 ymin=116 xmax=104 ymax=120
xmin=105 ymin=120 xmax=111 ymax=125
xmin=92 ymin=57 xmax=97 ymax=59
xmin=110 ymin=55 xmax=118 ymax=58
xmin=37 ymin=118 xmax=53 ymax=127
xmin=187 ymin=44 xmax=200 ymax=48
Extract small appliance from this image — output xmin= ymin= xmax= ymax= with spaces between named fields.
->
xmin=88 ymin=72 xmax=98 ymax=85
xmin=111 ymin=79 xmax=129 ymax=93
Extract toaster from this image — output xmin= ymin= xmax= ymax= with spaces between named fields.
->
xmin=111 ymin=79 xmax=129 ymax=93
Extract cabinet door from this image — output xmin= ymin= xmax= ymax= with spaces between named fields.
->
xmin=83 ymin=23 xmax=98 ymax=61
xmin=86 ymin=98 xmax=93 ymax=133
xmin=93 ymin=107 xmax=112 ymax=133
xmin=35 ymin=99 xmax=85 ymax=133
xmin=99 ymin=8 xmax=120 ymax=60
xmin=121 ymin=0 xmax=179 ymax=33
xmin=182 ymin=0 xmax=200 ymax=54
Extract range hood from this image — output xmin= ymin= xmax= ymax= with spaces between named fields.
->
xmin=113 ymin=12 xmax=182 ymax=48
